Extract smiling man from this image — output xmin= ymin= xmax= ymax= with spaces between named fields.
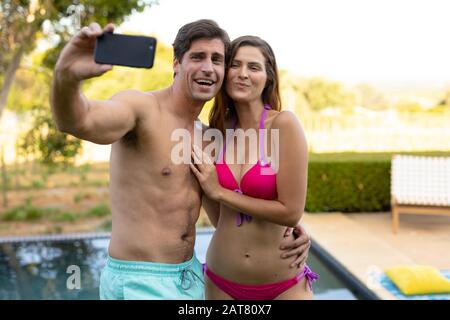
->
xmin=50 ymin=19 xmax=310 ymax=300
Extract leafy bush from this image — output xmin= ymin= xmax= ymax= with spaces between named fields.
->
xmin=16 ymin=107 xmax=83 ymax=167
xmin=2 ymin=205 xmax=45 ymax=221
xmin=306 ymin=160 xmax=390 ymax=212
xmin=53 ymin=211 xmax=77 ymax=222
xmin=85 ymin=203 xmax=110 ymax=218
xmin=31 ymin=179 xmax=45 ymax=189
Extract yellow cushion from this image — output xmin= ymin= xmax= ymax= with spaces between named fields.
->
xmin=385 ymin=265 xmax=450 ymax=295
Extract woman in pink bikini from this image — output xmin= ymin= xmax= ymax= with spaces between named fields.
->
xmin=190 ymin=35 xmax=318 ymax=300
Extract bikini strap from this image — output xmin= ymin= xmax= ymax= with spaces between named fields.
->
xmin=259 ymin=104 xmax=271 ymax=165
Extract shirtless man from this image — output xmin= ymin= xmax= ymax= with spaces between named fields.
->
xmin=50 ymin=19 xmax=311 ymax=300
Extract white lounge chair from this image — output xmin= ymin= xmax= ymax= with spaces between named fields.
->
xmin=391 ymin=155 xmax=450 ymax=233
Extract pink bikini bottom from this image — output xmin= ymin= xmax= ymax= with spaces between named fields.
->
xmin=203 ymin=264 xmax=319 ymax=300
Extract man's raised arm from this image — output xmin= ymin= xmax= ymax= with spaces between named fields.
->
xmin=51 ymin=22 xmax=139 ymax=145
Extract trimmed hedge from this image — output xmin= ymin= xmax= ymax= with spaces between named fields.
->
xmin=306 ymin=160 xmax=391 ymax=212
xmin=305 ymin=152 xmax=450 ymax=213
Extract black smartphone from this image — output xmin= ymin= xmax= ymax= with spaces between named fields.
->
xmin=94 ymin=32 xmax=157 ymax=69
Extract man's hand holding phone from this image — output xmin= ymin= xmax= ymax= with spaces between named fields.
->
xmin=55 ymin=22 xmax=114 ymax=83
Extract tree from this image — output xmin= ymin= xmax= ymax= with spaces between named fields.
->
xmin=437 ymin=89 xmax=450 ymax=109
xmin=354 ymin=83 xmax=388 ymax=111
xmin=301 ymin=78 xmax=355 ymax=112
xmin=0 ymin=0 xmax=157 ymax=118
xmin=7 ymin=51 xmax=52 ymax=113
xmin=16 ymin=106 xmax=83 ymax=166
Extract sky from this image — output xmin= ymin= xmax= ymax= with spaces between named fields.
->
xmin=119 ymin=0 xmax=450 ymax=88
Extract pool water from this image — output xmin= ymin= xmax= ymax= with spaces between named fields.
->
xmin=0 ymin=230 xmax=358 ymax=300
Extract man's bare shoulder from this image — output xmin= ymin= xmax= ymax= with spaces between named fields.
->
xmin=108 ymin=90 xmax=163 ymax=126
xmin=109 ymin=89 xmax=158 ymax=108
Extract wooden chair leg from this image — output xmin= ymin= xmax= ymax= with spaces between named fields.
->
xmin=392 ymin=206 xmax=399 ymax=234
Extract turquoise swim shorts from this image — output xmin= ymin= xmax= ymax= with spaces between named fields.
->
xmin=99 ymin=253 xmax=205 ymax=300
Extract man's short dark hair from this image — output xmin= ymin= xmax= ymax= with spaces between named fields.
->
xmin=173 ymin=19 xmax=230 ymax=62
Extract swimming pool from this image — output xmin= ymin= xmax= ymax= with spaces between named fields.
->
xmin=0 ymin=229 xmax=376 ymax=300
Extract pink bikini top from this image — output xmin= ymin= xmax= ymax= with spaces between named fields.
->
xmin=215 ymin=104 xmax=277 ymax=226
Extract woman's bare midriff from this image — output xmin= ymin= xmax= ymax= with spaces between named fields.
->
xmin=206 ymin=205 xmax=302 ymax=285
